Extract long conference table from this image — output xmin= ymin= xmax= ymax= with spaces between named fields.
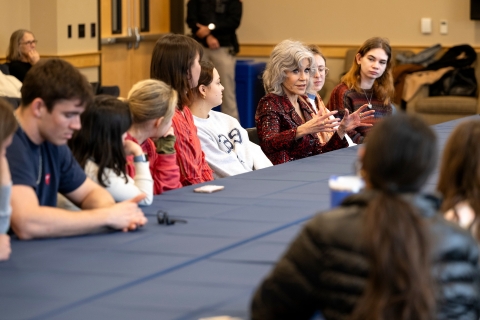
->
xmin=0 ymin=115 xmax=477 ymax=320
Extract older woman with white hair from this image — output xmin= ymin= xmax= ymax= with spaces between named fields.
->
xmin=255 ymin=40 xmax=373 ymax=165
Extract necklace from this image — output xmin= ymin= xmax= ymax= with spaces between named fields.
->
xmin=36 ymin=151 xmax=42 ymax=185
xmin=362 ymin=89 xmax=373 ymax=109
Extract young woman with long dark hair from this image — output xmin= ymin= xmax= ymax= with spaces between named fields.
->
xmin=150 ymin=33 xmax=213 ymax=185
xmin=69 ymin=95 xmax=153 ymax=206
xmin=251 ymin=113 xmax=480 ymax=320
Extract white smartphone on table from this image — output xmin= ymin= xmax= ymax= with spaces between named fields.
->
xmin=193 ymin=185 xmax=225 ymax=193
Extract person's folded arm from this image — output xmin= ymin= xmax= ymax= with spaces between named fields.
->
xmin=173 ymin=126 xmax=213 ymax=186
xmin=151 ymin=153 xmax=182 ymax=193
xmin=10 ymin=183 xmax=147 ymax=240
xmin=97 ymin=163 xmax=153 ymax=206
xmin=249 ymin=141 xmax=273 ymax=170
xmin=66 ymin=177 xmax=115 ymax=209
xmin=214 ymin=0 xmax=242 ymax=31
xmin=0 ymin=234 xmax=10 ymax=261
xmin=151 ymin=135 xmax=182 ymax=193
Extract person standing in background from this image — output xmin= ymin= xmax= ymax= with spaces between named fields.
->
xmin=187 ymin=0 xmax=242 ymax=120
xmin=68 ymin=95 xmax=154 ymax=206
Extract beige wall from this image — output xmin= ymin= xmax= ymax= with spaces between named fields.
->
xmin=30 ymin=0 xmax=58 ymax=55
xmin=230 ymin=0 xmax=480 ymax=103
xmin=0 ymin=0 xmax=30 ymax=57
xmin=4 ymin=0 xmax=480 ymax=83
xmin=2 ymin=0 xmax=97 ymax=56
xmin=56 ymin=0 xmax=98 ymax=54
xmin=237 ymin=0 xmax=480 ymax=46
xmin=5 ymin=1 xmax=480 ymax=56
xmin=1 ymin=0 xmax=98 ymax=81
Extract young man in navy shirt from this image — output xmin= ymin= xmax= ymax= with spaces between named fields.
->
xmin=6 ymin=59 xmax=147 ymax=239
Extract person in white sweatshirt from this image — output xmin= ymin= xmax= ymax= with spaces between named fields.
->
xmin=68 ymin=95 xmax=153 ymax=206
xmin=190 ymin=60 xmax=272 ymax=178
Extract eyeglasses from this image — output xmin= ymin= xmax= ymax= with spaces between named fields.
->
xmin=318 ymin=67 xmax=329 ymax=75
xmin=20 ymin=40 xmax=38 ymax=46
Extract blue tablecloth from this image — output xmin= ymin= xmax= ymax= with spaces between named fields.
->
xmin=0 ymin=115 xmax=477 ymax=320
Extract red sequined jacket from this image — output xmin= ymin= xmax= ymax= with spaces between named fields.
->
xmin=255 ymin=93 xmax=348 ymax=165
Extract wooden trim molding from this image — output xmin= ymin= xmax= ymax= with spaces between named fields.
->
xmin=39 ymin=52 xmax=101 ymax=68
xmin=0 ymin=52 xmax=101 ymax=68
xmin=238 ymin=44 xmax=359 ymax=58
xmin=238 ymin=44 xmax=480 ymax=58
xmin=1 ymin=44 xmax=480 ymax=65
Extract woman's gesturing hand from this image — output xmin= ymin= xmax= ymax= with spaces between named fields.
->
xmin=337 ymin=104 xmax=375 ymax=138
xmin=296 ymin=111 xmax=339 ymax=139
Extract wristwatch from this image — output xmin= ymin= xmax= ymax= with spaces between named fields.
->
xmin=133 ymin=154 xmax=148 ymax=163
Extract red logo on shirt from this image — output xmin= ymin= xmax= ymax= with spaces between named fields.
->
xmin=45 ymin=174 xmax=51 ymax=185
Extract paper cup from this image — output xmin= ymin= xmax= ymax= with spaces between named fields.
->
xmin=329 ymin=175 xmax=365 ymax=208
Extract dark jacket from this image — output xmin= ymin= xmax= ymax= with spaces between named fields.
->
xmin=186 ymin=0 xmax=242 ymax=53
xmin=251 ymin=191 xmax=480 ymax=320
xmin=6 ymin=60 xmax=31 ymax=83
